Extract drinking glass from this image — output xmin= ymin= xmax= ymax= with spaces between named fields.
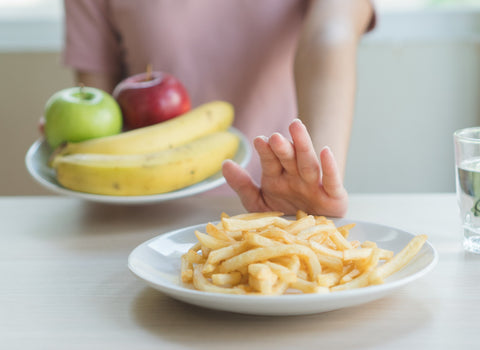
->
xmin=454 ymin=127 xmax=480 ymax=253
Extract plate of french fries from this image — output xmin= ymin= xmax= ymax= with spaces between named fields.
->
xmin=128 ymin=211 xmax=438 ymax=316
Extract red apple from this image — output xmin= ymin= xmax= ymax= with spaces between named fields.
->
xmin=112 ymin=70 xmax=191 ymax=130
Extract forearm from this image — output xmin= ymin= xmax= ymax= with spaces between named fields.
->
xmin=294 ymin=0 xmax=373 ymax=177
xmin=294 ymin=40 xmax=357 ymax=177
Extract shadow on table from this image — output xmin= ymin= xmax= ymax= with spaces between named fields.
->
xmin=76 ymin=200 xmax=207 ymax=230
xmin=464 ymin=251 xmax=480 ymax=260
xmin=131 ymin=286 xmax=433 ymax=349
xmin=31 ymin=196 xmax=243 ymax=254
xmin=73 ymin=195 xmax=244 ymax=234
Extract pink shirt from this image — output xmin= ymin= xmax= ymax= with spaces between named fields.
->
xmin=63 ymin=0 xmax=373 ymax=188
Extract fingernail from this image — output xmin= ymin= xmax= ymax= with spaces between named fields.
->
xmin=272 ymin=132 xmax=284 ymax=138
xmin=222 ymin=159 xmax=236 ymax=167
xmin=255 ymin=135 xmax=269 ymax=142
xmin=321 ymin=145 xmax=332 ymax=154
xmin=270 ymin=132 xmax=287 ymax=143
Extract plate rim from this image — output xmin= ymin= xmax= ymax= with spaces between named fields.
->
xmin=25 ymin=127 xmax=251 ymax=204
xmin=127 ymin=219 xmax=439 ymax=312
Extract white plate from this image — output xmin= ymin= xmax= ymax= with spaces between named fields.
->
xmin=128 ymin=219 xmax=438 ymax=316
xmin=25 ymin=127 xmax=251 ymax=204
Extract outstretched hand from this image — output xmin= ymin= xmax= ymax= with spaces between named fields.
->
xmin=222 ymin=119 xmax=348 ymax=217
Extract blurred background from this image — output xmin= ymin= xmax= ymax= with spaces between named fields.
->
xmin=1 ymin=0 xmax=480 ymax=195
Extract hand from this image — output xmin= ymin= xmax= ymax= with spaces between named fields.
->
xmin=222 ymin=119 xmax=348 ymax=217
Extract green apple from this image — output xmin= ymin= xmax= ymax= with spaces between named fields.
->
xmin=44 ymin=86 xmax=123 ymax=149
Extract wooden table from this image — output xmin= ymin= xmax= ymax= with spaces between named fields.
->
xmin=0 ymin=194 xmax=478 ymax=349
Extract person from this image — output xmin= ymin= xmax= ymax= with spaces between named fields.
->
xmin=62 ymin=0 xmax=376 ymax=217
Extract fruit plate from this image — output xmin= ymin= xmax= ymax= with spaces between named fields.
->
xmin=128 ymin=219 xmax=438 ymax=316
xmin=25 ymin=127 xmax=251 ymax=204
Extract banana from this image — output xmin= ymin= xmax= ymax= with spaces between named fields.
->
xmin=51 ymin=131 xmax=239 ymax=196
xmin=54 ymin=101 xmax=234 ymax=156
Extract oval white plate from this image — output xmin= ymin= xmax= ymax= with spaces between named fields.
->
xmin=128 ymin=219 xmax=438 ymax=316
xmin=25 ymin=127 xmax=251 ymax=204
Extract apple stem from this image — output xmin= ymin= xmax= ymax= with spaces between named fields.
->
xmin=145 ymin=64 xmax=153 ymax=81
xmin=79 ymin=83 xmax=85 ymax=99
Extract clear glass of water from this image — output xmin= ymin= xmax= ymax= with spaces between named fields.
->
xmin=454 ymin=127 xmax=480 ymax=253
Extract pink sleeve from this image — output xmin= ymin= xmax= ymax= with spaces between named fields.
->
xmin=62 ymin=0 xmax=123 ymax=75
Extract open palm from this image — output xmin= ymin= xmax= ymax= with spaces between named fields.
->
xmin=222 ymin=119 xmax=348 ymax=217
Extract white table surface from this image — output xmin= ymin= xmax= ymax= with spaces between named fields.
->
xmin=0 ymin=193 xmax=478 ymax=349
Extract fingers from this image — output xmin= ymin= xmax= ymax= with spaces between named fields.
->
xmin=268 ymin=133 xmax=298 ymax=175
xmin=253 ymin=136 xmax=282 ymax=178
xmin=289 ymin=119 xmax=320 ymax=184
xmin=255 ymin=133 xmax=297 ymax=176
xmin=256 ymin=119 xmax=320 ymax=181
xmin=222 ymin=160 xmax=269 ymax=212
xmin=319 ymin=146 xmax=347 ymax=199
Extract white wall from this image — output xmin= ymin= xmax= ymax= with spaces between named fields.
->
xmin=345 ymin=9 xmax=480 ymax=193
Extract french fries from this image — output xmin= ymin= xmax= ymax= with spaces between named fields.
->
xmin=180 ymin=211 xmax=428 ymax=295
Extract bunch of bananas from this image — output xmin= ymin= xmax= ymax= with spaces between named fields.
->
xmin=49 ymin=101 xmax=240 ymax=196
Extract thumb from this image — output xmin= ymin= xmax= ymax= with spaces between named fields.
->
xmin=222 ymin=160 xmax=267 ymax=212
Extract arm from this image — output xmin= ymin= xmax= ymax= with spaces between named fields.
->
xmin=223 ymin=0 xmax=374 ymax=216
xmin=294 ymin=0 xmax=374 ymax=177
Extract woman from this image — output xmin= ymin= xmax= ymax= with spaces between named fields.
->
xmin=62 ymin=0 xmax=375 ymax=216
